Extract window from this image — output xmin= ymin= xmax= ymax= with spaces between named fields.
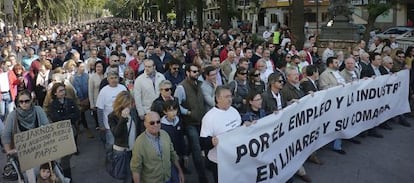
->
xmin=271 ymin=14 xmax=278 ymax=23
xmin=238 ymin=0 xmax=249 ymax=6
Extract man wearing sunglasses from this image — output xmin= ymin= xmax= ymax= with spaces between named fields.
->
xmin=174 ymin=63 xmax=208 ymax=182
xmin=130 ymin=111 xmax=185 ymax=183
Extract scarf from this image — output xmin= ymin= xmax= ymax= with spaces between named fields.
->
xmin=36 ymin=70 xmax=49 ymax=87
xmin=16 ymin=105 xmax=37 ymax=130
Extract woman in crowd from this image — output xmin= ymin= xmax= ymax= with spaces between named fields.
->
xmin=88 ymin=61 xmax=105 ymax=127
xmin=63 ymin=59 xmax=77 ymax=83
xmin=47 ymin=82 xmax=80 ymax=179
xmin=34 ymin=61 xmax=53 ymax=106
xmin=248 ymin=68 xmax=265 ymax=94
xmin=241 ymin=91 xmax=266 ymax=125
xmin=1 ymin=90 xmax=50 ymax=182
xmin=108 ymin=91 xmax=141 ymax=183
xmin=151 ymin=80 xmax=179 ymax=118
xmin=228 ymin=67 xmax=250 ymax=112
xmin=73 ymin=62 xmax=93 ymax=138
xmin=12 ymin=63 xmax=32 ymax=95
xmin=123 ymin=66 xmax=135 ymax=93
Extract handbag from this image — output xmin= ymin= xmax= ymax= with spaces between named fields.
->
xmin=105 ymin=120 xmax=132 ymax=180
xmin=2 ymin=154 xmax=21 ymax=181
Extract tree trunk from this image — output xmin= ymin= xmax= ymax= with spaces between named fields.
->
xmin=291 ymin=0 xmax=304 ymax=50
xmin=175 ymin=0 xmax=183 ymax=28
xmin=220 ymin=0 xmax=229 ymax=32
xmin=196 ymin=0 xmax=203 ymax=30
xmin=46 ymin=8 xmax=51 ymax=27
xmin=363 ymin=15 xmax=377 ymax=47
xmin=17 ymin=2 xmax=23 ymax=32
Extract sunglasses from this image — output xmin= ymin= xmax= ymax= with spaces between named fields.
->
xmin=172 ymin=67 xmax=180 ymax=70
xmin=19 ymin=99 xmax=31 ymax=104
xmin=162 ymin=88 xmax=171 ymax=92
xmin=190 ymin=70 xmax=199 ymax=73
xmin=239 ymin=72 xmax=248 ymax=75
xmin=252 ymin=73 xmax=260 ymax=77
xmin=112 ymin=60 xmax=119 ymax=62
xmin=149 ymin=120 xmax=161 ymax=125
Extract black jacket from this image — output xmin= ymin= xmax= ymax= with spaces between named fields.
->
xmin=109 ymin=107 xmax=142 ymax=148
xmin=47 ymin=98 xmax=80 ymax=125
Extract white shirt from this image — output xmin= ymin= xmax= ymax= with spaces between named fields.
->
xmin=332 ymin=70 xmax=346 ymax=85
xmin=271 ymin=91 xmax=283 ymax=110
xmin=200 ymin=106 xmax=241 ymax=163
xmin=0 ymin=72 xmax=10 ymax=92
xmin=96 ymin=84 xmax=127 ymax=129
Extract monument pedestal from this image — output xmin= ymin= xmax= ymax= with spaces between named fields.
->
xmin=319 ymin=15 xmax=360 ymax=56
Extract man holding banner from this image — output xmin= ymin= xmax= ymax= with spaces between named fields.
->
xmin=319 ymin=56 xmax=349 ymax=154
xmin=200 ymin=86 xmax=242 ymax=183
xmin=280 ymin=67 xmax=312 ymax=182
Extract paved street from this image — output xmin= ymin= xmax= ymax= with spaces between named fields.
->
xmin=1 ymin=112 xmax=413 ymax=183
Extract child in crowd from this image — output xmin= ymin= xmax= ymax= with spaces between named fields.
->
xmin=37 ymin=162 xmax=61 ymax=183
xmin=160 ymin=100 xmax=188 ymax=183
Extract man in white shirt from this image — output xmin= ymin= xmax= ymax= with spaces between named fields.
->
xmin=322 ymin=42 xmax=335 ymax=64
xmin=200 ymin=86 xmax=242 ymax=183
xmin=96 ymin=71 xmax=127 ymax=149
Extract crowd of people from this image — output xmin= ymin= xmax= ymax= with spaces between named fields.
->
xmin=0 ymin=18 xmax=413 ymax=183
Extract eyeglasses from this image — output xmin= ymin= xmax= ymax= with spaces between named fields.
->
xmin=162 ymin=88 xmax=171 ymax=92
xmin=19 ymin=99 xmax=31 ymax=104
xmin=190 ymin=70 xmax=199 ymax=73
xmin=149 ymin=120 xmax=161 ymax=125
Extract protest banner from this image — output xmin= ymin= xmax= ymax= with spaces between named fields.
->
xmin=218 ymin=70 xmax=410 ymax=183
xmin=14 ymin=120 xmax=76 ymax=171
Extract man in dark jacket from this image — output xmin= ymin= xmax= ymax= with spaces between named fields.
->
xmin=174 ymin=64 xmax=208 ymax=183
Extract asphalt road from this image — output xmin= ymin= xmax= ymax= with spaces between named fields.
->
xmin=1 ymin=112 xmax=413 ymax=183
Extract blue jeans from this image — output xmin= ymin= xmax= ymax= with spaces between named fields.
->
xmin=0 ymin=92 xmax=13 ymax=121
xmin=185 ymin=125 xmax=207 ymax=181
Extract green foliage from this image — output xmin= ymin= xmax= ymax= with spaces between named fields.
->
xmin=366 ymin=0 xmax=396 ymax=18
xmin=13 ymin=0 xmax=107 ymax=28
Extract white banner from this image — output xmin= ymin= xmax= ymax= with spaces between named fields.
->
xmin=218 ymin=70 xmax=410 ymax=183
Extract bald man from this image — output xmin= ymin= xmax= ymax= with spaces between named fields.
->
xmin=130 ymin=111 xmax=184 ymax=183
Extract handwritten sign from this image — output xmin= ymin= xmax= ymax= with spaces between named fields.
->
xmin=14 ymin=120 xmax=77 ymax=171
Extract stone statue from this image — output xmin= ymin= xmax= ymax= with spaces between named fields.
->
xmin=328 ymin=0 xmax=354 ymax=21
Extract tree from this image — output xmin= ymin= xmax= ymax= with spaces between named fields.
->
xmin=290 ymin=0 xmax=305 ymax=50
xmin=220 ymin=0 xmax=230 ymax=31
xmin=362 ymin=0 xmax=397 ymax=44
xmin=196 ymin=0 xmax=203 ymax=30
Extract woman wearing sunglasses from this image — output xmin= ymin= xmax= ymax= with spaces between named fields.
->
xmin=1 ymin=90 xmax=50 ymax=181
xmin=151 ymin=80 xmax=179 ymax=117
